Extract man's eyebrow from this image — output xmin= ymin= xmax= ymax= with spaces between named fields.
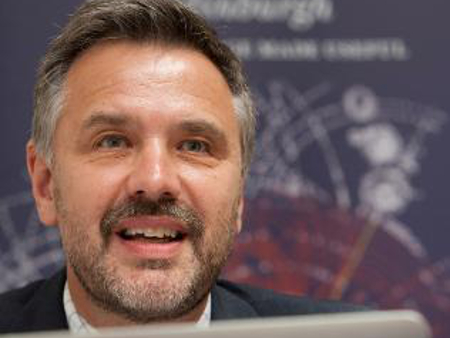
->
xmin=178 ymin=120 xmax=227 ymax=143
xmin=81 ymin=113 xmax=130 ymax=130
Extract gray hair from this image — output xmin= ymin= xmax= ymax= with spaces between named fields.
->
xmin=33 ymin=0 xmax=256 ymax=175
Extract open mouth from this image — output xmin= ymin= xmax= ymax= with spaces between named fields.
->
xmin=117 ymin=227 xmax=186 ymax=244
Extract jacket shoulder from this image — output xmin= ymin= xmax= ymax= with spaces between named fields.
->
xmin=0 ymin=270 xmax=68 ymax=333
xmin=0 ymin=280 xmax=47 ymax=329
xmin=215 ymin=280 xmax=366 ymax=317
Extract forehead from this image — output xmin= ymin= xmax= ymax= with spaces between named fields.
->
xmin=60 ymin=40 xmax=238 ymax=137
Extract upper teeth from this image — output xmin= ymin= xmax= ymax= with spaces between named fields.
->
xmin=123 ymin=228 xmax=179 ymax=239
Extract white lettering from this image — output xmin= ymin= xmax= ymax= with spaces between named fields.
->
xmin=322 ymin=39 xmax=411 ymax=61
xmin=185 ymin=0 xmax=334 ymax=32
xmin=256 ymin=39 xmax=319 ymax=60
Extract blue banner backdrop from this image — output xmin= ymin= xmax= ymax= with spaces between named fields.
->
xmin=1 ymin=1 xmax=449 ymax=337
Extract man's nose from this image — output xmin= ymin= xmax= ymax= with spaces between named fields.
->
xmin=126 ymin=139 xmax=181 ymax=201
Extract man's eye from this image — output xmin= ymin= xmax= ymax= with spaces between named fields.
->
xmin=179 ymin=140 xmax=209 ymax=153
xmin=96 ymin=135 xmax=129 ymax=149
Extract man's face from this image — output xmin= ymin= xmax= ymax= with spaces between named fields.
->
xmin=29 ymin=41 xmax=244 ymax=324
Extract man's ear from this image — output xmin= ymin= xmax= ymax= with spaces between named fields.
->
xmin=235 ymin=195 xmax=244 ymax=234
xmin=26 ymin=140 xmax=58 ymax=226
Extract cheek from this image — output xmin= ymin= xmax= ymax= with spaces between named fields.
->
xmin=53 ymin=162 xmax=126 ymax=221
xmin=183 ymin=166 xmax=242 ymax=222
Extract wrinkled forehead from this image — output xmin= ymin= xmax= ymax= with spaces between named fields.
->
xmin=68 ymin=41 xmax=229 ymax=92
xmin=65 ymin=38 xmax=234 ymax=91
xmin=66 ymin=41 xmax=234 ymax=114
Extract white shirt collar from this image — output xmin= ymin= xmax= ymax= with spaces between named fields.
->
xmin=63 ymin=281 xmax=211 ymax=334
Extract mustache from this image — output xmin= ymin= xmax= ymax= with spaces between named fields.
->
xmin=99 ymin=198 xmax=204 ymax=242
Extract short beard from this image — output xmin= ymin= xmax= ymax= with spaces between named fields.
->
xmin=58 ymin=195 xmax=237 ymax=323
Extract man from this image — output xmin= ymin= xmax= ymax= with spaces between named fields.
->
xmin=0 ymin=0 xmax=362 ymax=333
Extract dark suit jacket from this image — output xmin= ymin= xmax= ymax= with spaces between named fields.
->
xmin=0 ymin=270 xmax=363 ymax=334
